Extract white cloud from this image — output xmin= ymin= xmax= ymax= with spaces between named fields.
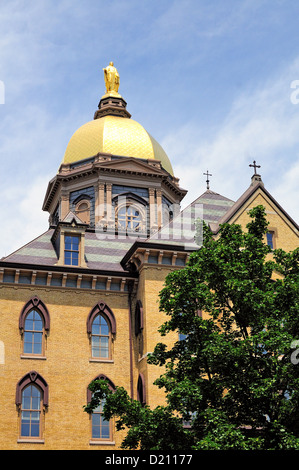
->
xmin=165 ymin=58 xmax=299 ymax=224
xmin=0 ymin=176 xmax=50 ymax=258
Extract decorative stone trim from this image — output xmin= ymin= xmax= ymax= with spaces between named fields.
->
xmin=15 ymin=371 xmax=49 ymax=408
xmin=87 ymin=301 xmax=116 ymax=336
xmin=19 ymin=296 xmax=50 ymax=333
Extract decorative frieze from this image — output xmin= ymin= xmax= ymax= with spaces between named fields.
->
xmin=0 ymin=267 xmax=137 ymax=293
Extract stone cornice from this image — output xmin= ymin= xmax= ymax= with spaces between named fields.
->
xmin=0 ymin=261 xmax=138 ymax=293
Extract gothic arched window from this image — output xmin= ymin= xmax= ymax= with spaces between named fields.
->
xmin=19 ymin=297 xmax=50 ymax=357
xmin=87 ymin=374 xmax=115 ymax=442
xmin=16 ymin=371 xmax=48 ymax=440
xmin=87 ymin=301 xmax=116 ymax=361
xmin=23 ymin=310 xmax=44 ymax=356
xmin=91 ymin=314 xmax=110 ymax=359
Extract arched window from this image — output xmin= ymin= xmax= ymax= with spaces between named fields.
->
xmin=118 ymin=205 xmax=143 ymax=231
xmin=75 ymin=199 xmax=90 ymax=224
xmin=87 ymin=374 xmax=115 ymax=442
xmin=135 ymin=300 xmax=144 ymax=336
xmin=24 ymin=310 xmax=44 ymax=355
xmin=20 ymin=385 xmax=42 ymax=438
xmin=87 ymin=301 xmax=116 ymax=361
xmin=19 ymin=297 xmax=50 ymax=357
xmin=91 ymin=314 xmax=110 ymax=359
xmin=137 ymin=373 xmax=146 ymax=406
xmin=135 ymin=300 xmax=144 ymax=357
xmin=16 ymin=371 xmax=48 ymax=440
xmin=113 ymin=193 xmax=147 ymax=234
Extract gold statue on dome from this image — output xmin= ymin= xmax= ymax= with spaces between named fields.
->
xmin=103 ymin=61 xmax=121 ymax=97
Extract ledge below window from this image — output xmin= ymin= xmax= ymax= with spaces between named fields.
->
xmin=20 ymin=355 xmax=47 ymax=360
xmin=89 ymin=440 xmax=115 ymax=446
xmin=17 ymin=439 xmax=45 ymax=444
xmin=89 ymin=358 xmax=114 ymax=363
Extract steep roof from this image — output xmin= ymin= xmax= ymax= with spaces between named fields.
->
xmin=147 ymin=189 xmax=235 ymax=249
xmin=209 ymin=178 xmax=299 ymax=234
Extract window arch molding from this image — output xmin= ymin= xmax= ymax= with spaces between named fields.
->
xmin=86 ymin=374 xmax=116 ymax=403
xmin=19 ymin=296 xmax=50 ymax=333
xmin=87 ymin=301 xmax=116 ymax=336
xmin=15 ymin=370 xmax=49 ymax=408
xmin=72 ymin=193 xmax=92 ymax=205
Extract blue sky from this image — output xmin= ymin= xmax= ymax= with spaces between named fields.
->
xmin=0 ymin=0 xmax=299 ymax=256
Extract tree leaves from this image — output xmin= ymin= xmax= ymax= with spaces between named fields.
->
xmin=84 ymin=205 xmax=299 ymax=450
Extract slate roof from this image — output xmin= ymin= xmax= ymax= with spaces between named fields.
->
xmin=0 ymin=190 xmax=235 ymax=272
xmin=148 ymin=189 xmax=235 ymax=249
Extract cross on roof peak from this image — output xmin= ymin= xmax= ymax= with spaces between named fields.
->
xmin=203 ymin=170 xmax=212 ymax=190
xmin=249 ymin=160 xmax=261 ymax=175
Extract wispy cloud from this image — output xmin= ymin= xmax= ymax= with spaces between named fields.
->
xmin=0 ymin=0 xmax=298 ymax=259
xmin=167 ymin=57 xmax=299 ymax=223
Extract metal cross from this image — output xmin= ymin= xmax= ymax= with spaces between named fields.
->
xmin=203 ymin=170 xmax=212 ymax=190
xmin=249 ymin=160 xmax=261 ymax=175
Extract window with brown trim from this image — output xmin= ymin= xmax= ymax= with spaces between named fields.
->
xmin=23 ymin=310 xmax=44 ymax=356
xmin=87 ymin=301 xmax=116 ymax=361
xmin=87 ymin=374 xmax=115 ymax=443
xmin=20 ymin=384 xmax=42 ymax=438
xmin=16 ymin=371 xmax=48 ymax=442
xmin=91 ymin=314 xmax=110 ymax=359
xmin=19 ymin=297 xmax=50 ymax=358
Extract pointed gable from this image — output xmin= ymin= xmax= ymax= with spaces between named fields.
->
xmin=210 ymin=178 xmax=298 ymax=252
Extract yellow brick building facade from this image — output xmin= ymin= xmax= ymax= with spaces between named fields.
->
xmin=0 ymin=65 xmax=298 ymax=450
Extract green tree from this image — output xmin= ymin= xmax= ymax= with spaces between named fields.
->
xmin=84 ymin=206 xmax=299 ymax=450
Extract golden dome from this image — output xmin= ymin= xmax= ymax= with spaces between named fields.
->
xmin=62 ymin=115 xmax=173 ymax=175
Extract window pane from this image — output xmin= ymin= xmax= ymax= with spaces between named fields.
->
xmin=65 ymin=252 xmax=72 ymax=265
xmin=21 ymin=386 xmax=41 ymax=438
xmin=22 ymin=396 xmax=31 ymax=410
xmin=100 ymin=337 xmax=109 ymax=357
xmin=33 ymin=344 xmax=42 ymax=355
xmin=92 ymin=319 xmax=100 ymax=335
xmin=72 ymin=252 xmax=79 ymax=266
xmin=32 ymin=396 xmax=41 ymax=410
xmin=33 ymin=311 xmax=43 ymax=331
xmin=31 ymin=423 xmax=40 ymax=437
xmin=267 ymin=232 xmax=273 ymax=249
xmin=72 ymin=236 xmax=79 ymax=249
xmin=101 ymin=424 xmax=110 ymax=439
xmin=65 ymin=236 xmax=72 ymax=248
xmin=92 ymin=425 xmax=101 ymax=439
xmin=21 ymin=422 xmax=30 ymax=437
xmin=25 ymin=318 xmax=34 ymax=331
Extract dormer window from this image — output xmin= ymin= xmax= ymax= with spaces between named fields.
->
xmin=64 ymin=235 xmax=80 ymax=266
xmin=52 ymin=212 xmax=88 ymax=268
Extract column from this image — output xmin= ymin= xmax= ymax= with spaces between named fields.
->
xmin=156 ymin=189 xmax=162 ymax=230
